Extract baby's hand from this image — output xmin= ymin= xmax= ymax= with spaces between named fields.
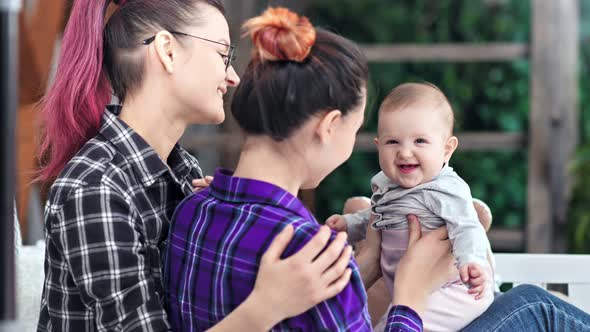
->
xmin=460 ymin=263 xmax=488 ymax=300
xmin=325 ymin=215 xmax=348 ymax=233
xmin=192 ymin=176 xmax=213 ymax=192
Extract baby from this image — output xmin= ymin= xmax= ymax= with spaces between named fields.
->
xmin=327 ymin=82 xmax=494 ymax=332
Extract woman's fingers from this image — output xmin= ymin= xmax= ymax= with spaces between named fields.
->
xmin=192 ymin=179 xmax=206 ymax=186
xmin=429 ymin=225 xmax=450 ymax=241
xmin=426 ymin=231 xmax=452 ymax=255
xmin=193 ymin=176 xmax=213 ymax=184
xmin=393 ymin=221 xmax=456 ymax=314
xmin=251 ymin=224 xmax=353 ymax=321
xmin=406 ymin=215 xmax=422 ymax=247
xmin=262 ymin=225 xmax=294 ymax=263
xmin=192 ymin=178 xmax=212 ymax=192
xmin=406 ymin=215 xmax=449 ymax=248
xmin=192 ymin=176 xmax=214 ymax=192
xmin=296 ymin=226 xmax=332 ymax=262
xmin=324 ymin=268 xmax=352 ymax=299
xmin=312 ymin=231 xmax=347 ymax=269
xmin=320 ymin=244 xmax=352 ymax=284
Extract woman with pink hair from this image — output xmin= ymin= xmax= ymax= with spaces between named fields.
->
xmin=36 ymin=1 xmax=358 ymax=330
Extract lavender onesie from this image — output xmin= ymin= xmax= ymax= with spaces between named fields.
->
xmin=344 ymin=165 xmax=494 ymax=332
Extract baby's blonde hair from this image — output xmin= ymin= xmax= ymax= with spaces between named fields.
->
xmin=379 ymin=82 xmax=455 ymax=136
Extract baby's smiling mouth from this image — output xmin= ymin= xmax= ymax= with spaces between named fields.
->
xmin=398 ymin=164 xmax=419 ymax=174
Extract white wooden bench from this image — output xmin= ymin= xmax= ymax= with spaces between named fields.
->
xmin=495 ymin=253 xmax=590 ymax=313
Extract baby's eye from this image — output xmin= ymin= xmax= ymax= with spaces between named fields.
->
xmin=415 ymin=138 xmax=427 ymax=144
xmin=385 ymin=139 xmax=398 ymax=145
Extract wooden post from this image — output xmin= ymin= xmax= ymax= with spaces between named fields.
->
xmin=17 ymin=0 xmax=67 ymax=236
xmin=528 ymin=0 xmax=579 ymax=253
xmin=1 ymin=0 xmax=20 ymax=320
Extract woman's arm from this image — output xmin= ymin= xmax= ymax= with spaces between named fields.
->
xmin=207 ymin=224 xmax=353 ymax=331
xmin=48 ymin=185 xmax=170 ymax=331
xmin=209 ymin=216 xmax=454 ymax=332
xmin=392 ymin=215 xmax=455 ymax=316
xmin=377 ymin=216 xmax=455 ymax=332
xmin=355 ymin=215 xmax=382 ymax=289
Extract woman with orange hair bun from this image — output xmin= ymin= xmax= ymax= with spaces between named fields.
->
xmin=166 ymin=6 xmax=590 ymax=332
xmin=165 ymin=7 xmax=453 ymax=331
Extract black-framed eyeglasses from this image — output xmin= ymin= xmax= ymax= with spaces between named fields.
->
xmin=142 ymin=31 xmax=236 ymax=71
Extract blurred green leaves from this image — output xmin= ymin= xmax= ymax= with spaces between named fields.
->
xmin=309 ymin=0 xmax=589 ymax=254
xmin=570 ymin=145 xmax=590 ymax=253
xmin=309 ymin=1 xmax=530 ymax=232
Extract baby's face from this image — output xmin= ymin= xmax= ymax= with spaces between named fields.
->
xmin=375 ymin=103 xmax=456 ymax=188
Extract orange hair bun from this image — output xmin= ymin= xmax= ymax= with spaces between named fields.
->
xmin=243 ymin=7 xmax=316 ymax=63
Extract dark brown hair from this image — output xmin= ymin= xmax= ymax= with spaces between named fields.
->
xmin=231 ymin=7 xmax=369 ymax=141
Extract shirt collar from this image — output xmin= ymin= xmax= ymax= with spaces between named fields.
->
xmin=371 ymin=164 xmax=454 ymax=192
xmin=99 ymin=105 xmax=198 ymax=187
xmin=209 ymin=168 xmax=315 ymax=221
xmin=436 ymin=163 xmax=453 ymax=179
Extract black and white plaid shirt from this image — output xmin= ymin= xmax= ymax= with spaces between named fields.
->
xmin=37 ymin=106 xmax=202 ymax=332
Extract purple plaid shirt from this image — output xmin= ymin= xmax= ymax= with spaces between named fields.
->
xmin=165 ymin=169 xmax=423 ymax=331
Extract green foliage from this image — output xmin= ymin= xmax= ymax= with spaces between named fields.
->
xmin=309 ymin=1 xmax=590 ymax=254
xmin=308 ymin=1 xmax=531 ymax=230
xmin=308 ymin=0 xmax=529 ymax=43
xmin=569 ymin=145 xmax=590 ymax=253
xmin=569 ymin=2 xmax=590 ymax=253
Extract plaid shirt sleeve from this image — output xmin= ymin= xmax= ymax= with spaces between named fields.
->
xmin=279 ymin=223 xmax=423 ymax=332
xmin=46 ymin=184 xmax=170 ymax=332
xmin=276 ymin=222 xmax=373 ymax=331
xmin=385 ymin=305 xmax=423 ymax=331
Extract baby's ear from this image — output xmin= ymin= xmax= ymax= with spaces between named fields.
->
xmin=444 ymin=136 xmax=458 ymax=162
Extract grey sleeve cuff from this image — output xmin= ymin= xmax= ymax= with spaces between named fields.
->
xmin=343 ymin=208 xmax=371 ymax=244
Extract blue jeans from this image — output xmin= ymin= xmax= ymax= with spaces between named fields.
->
xmin=462 ymin=285 xmax=590 ymax=331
